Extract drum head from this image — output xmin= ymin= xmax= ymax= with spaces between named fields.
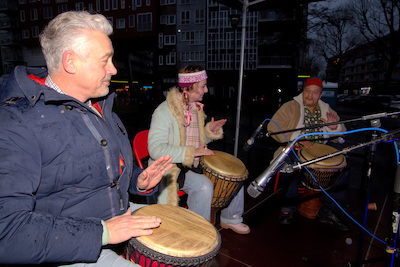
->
xmin=201 ymin=151 xmax=248 ymax=178
xmin=298 ymin=143 xmax=346 ymax=169
xmin=133 ymin=204 xmax=220 ymax=258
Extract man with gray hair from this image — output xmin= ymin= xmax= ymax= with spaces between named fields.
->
xmin=0 ymin=11 xmax=172 ymax=266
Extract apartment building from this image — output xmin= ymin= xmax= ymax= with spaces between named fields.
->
xmin=0 ymin=0 xmax=23 ymax=81
xmin=8 ymin=0 xmax=317 ymax=104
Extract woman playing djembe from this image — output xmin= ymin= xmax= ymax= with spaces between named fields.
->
xmin=148 ymin=65 xmax=250 ymax=234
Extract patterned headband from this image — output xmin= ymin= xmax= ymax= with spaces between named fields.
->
xmin=178 ymin=70 xmax=208 ymax=88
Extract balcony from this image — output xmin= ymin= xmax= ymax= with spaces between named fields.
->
xmin=0 ymin=0 xmax=17 ymax=11
xmin=1 ymin=46 xmax=23 ymax=62
xmin=258 ymin=56 xmax=292 ymax=68
xmin=0 ymin=14 xmax=18 ymax=29
xmin=0 ymin=30 xmax=20 ymax=45
xmin=258 ymin=9 xmax=295 ymax=22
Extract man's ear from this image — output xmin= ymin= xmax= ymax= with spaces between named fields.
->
xmin=62 ymin=50 xmax=77 ymax=74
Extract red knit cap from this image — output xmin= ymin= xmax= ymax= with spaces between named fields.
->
xmin=304 ymin=78 xmax=323 ymax=89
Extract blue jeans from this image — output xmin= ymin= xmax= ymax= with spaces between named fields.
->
xmin=182 ymin=170 xmax=244 ymax=224
xmin=56 ymin=249 xmax=140 ymax=267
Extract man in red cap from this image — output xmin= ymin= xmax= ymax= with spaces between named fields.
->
xmin=267 ymin=77 xmax=350 ymax=231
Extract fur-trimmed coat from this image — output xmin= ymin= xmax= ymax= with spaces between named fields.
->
xmin=148 ymin=87 xmax=224 ymax=205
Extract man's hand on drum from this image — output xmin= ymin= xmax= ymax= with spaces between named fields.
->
xmin=321 ymin=112 xmax=338 ymax=130
xmin=299 ymin=141 xmax=314 ymax=148
xmin=137 ymin=155 xmax=173 ymax=190
xmin=209 ymin=117 xmax=227 ymax=133
xmin=195 ymin=144 xmax=216 ymax=157
xmin=105 ymin=210 xmax=162 ymax=244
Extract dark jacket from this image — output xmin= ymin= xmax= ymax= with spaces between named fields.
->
xmin=0 ymin=66 xmax=155 ymax=264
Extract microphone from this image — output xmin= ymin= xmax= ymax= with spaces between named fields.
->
xmin=381 ymin=128 xmax=400 ymax=142
xmin=243 ymin=120 xmax=266 ymax=151
xmin=247 ymin=139 xmax=298 ymax=198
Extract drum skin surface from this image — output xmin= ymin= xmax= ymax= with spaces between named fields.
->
xmin=133 ymin=204 xmax=219 ymax=258
xmin=298 ymin=143 xmax=346 ymax=170
xmin=201 ymin=151 xmax=248 ymax=179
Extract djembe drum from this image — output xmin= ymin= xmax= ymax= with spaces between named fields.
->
xmin=200 ymin=151 xmax=248 ymax=223
xmin=126 ymin=204 xmax=221 ymax=267
xmin=296 ymin=143 xmax=347 ymax=219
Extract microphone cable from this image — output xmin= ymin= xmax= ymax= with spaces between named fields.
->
xmin=268 ymin=118 xmax=400 ymax=260
xmin=293 ymin=129 xmax=398 ymax=248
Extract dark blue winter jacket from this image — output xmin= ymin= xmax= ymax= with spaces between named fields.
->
xmin=0 ymin=66 xmax=156 ymax=264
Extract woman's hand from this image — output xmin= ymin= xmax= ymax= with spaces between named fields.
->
xmin=209 ymin=117 xmax=227 ymax=133
xmin=194 ymin=144 xmax=216 ymax=157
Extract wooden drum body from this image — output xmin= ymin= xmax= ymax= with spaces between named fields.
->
xmin=297 ymin=144 xmax=347 ymax=219
xmin=297 ymin=143 xmax=347 ymax=191
xmin=126 ymin=204 xmax=221 ymax=267
xmin=200 ymin=151 xmax=248 ymax=208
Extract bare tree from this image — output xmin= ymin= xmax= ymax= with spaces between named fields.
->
xmin=299 ymin=45 xmax=326 ymax=78
xmin=308 ymin=1 xmax=362 ymax=82
xmin=352 ymin=0 xmax=400 ymax=92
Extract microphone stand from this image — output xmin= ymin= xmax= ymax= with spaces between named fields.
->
xmin=278 ymin=129 xmax=399 ymax=266
xmin=266 ymin=111 xmax=400 ymax=138
xmin=265 ymin=110 xmax=400 ymax=266
xmin=354 ymin=118 xmax=382 ymax=267
xmin=280 ymin=132 xmax=393 ymax=174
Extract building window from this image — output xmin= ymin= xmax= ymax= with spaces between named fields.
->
xmin=43 ymin=7 xmax=53 ymax=19
xmin=22 ymin=29 xmax=29 ymax=39
xmin=158 ymin=33 xmax=163 ymax=49
xmin=19 ymin=0 xmax=26 ymax=4
xmin=76 ymin=2 xmax=84 ymax=11
xmin=146 ymin=0 xmax=150 ymax=6
xmin=209 ymin=11 xmax=217 ymax=29
xmin=104 ymin=0 xmax=110 ymax=11
xmin=164 ymin=35 xmax=176 ymax=45
xmin=160 ymin=14 xmax=176 ymax=25
xmin=20 ymin=10 xmax=25 ymax=22
xmin=121 ymin=0 xmax=125 ymax=9
xmin=116 ymin=18 xmax=125 ymax=29
xmin=180 ymin=51 xmax=204 ymax=62
xmin=88 ymin=3 xmax=94 ymax=13
xmin=29 ymin=0 xmax=37 ymax=2
xmin=30 ymin=9 xmax=38 ymax=21
xmin=137 ymin=13 xmax=152 ymax=32
xmin=160 ymin=0 xmax=175 ymax=5
xmin=58 ymin=4 xmax=68 ymax=14
xmin=159 ymin=55 xmax=163 ymax=66
xmin=112 ymin=0 xmax=118 ymax=10
xmin=194 ymin=9 xmax=204 ymax=24
xmin=181 ymin=0 xmax=190 ymax=4
xmin=32 ymin=26 xmax=40 ymax=38
xmin=180 ymin=10 xmax=190 ymax=25
xmin=43 ymin=0 xmax=51 ymax=3
xmin=129 ymin=14 xmax=135 ymax=27
xmin=96 ymin=0 xmax=101 ymax=11
xmin=181 ymin=30 xmax=205 ymax=45
xmin=107 ymin=17 xmax=113 ymax=25
xmin=166 ymin=52 xmax=176 ymax=65
xmin=135 ymin=0 xmax=142 ymax=7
